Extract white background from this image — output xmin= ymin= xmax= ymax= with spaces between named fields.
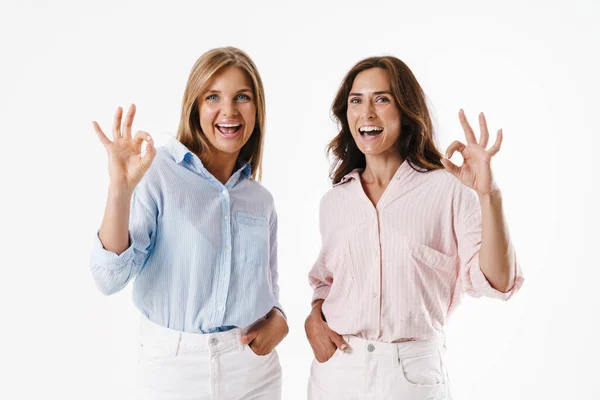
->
xmin=1 ymin=0 xmax=598 ymax=399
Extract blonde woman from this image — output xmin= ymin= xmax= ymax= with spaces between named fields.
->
xmin=305 ymin=56 xmax=524 ymax=399
xmin=90 ymin=47 xmax=287 ymax=400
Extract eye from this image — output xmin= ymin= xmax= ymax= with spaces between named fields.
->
xmin=206 ymin=94 xmax=219 ymax=101
xmin=236 ymin=93 xmax=251 ymax=101
xmin=375 ymin=96 xmax=390 ymax=103
xmin=349 ymin=97 xmax=361 ymax=104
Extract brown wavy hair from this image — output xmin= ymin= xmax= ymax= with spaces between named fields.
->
xmin=328 ymin=56 xmax=443 ymax=184
xmin=177 ymin=47 xmax=266 ymax=181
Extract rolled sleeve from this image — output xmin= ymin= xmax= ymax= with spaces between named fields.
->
xmin=456 ymin=187 xmax=524 ymax=301
xmin=89 ymin=188 xmax=157 ymax=295
xmin=311 ymin=285 xmax=331 ymax=303
xmin=89 ymin=232 xmax=138 ymax=295
xmin=309 ymin=196 xmax=334 ymax=304
xmin=90 ymin=232 xmax=135 ymax=271
xmin=309 ymin=247 xmax=333 ymax=303
xmin=466 ymin=252 xmax=525 ymax=301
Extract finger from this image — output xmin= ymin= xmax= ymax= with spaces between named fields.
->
xmin=329 ymin=331 xmax=350 ymax=351
xmin=315 ymin=343 xmax=338 ymax=363
xmin=441 ymin=157 xmax=461 ymax=177
xmin=112 ymin=106 xmax=123 ymax=140
xmin=241 ymin=316 xmax=268 ymax=344
xmin=132 ymin=130 xmax=153 ymax=172
xmin=122 ymin=104 xmax=136 ymax=140
xmin=459 ymin=109 xmax=477 ymax=144
xmin=132 ymin=130 xmax=151 ymax=148
xmin=488 ymin=129 xmax=503 ymax=156
xmin=478 ymin=112 xmax=490 ymax=148
xmin=241 ymin=329 xmax=259 ymax=345
xmin=445 ymin=140 xmax=466 ymax=159
xmin=140 ymin=137 xmax=156 ymax=174
xmin=92 ymin=121 xmax=111 ymax=148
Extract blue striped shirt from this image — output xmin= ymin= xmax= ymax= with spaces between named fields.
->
xmin=90 ymin=138 xmax=283 ymax=333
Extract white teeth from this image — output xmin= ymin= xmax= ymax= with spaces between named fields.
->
xmin=217 ymin=123 xmax=241 ymax=128
xmin=359 ymin=126 xmax=383 ymax=133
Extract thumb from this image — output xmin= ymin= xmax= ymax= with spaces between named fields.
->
xmin=241 ymin=327 xmax=260 ymax=345
xmin=329 ymin=331 xmax=350 ymax=352
xmin=441 ymin=157 xmax=460 ymax=177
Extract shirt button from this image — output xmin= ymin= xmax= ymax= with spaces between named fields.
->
xmin=225 ymin=246 xmax=231 ymax=251
xmin=224 ymin=216 xmax=229 ymax=221
xmin=367 ymin=344 xmax=375 ymax=352
xmin=218 ymin=306 xmax=225 ymax=311
xmin=210 ymin=337 xmax=219 ymax=346
xmin=372 ymin=292 xmax=378 ymax=298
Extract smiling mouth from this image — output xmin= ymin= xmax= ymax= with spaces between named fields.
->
xmin=216 ymin=123 xmax=243 ymax=136
xmin=358 ymin=125 xmax=384 ymax=139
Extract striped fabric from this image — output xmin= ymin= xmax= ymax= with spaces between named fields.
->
xmin=90 ymin=138 xmax=282 ymax=333
xmin=309 ymin=161 xmax=524 ymax=342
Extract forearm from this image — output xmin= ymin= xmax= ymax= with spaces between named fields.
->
xmin=478 ymin=190 xmax=516 ymax=292
xmin=98 ymin=185 xmax=133 ymax=255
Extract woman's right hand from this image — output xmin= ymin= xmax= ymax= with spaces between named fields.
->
xmin=92 ymin=104 xmax=156 ymax=194
xmin=304 ymin=300 xmax=350 ymax=363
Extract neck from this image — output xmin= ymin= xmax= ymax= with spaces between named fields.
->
xmin=362 ymin=151 xmax=403 ymax=186
xmin=204 ymin=150 xmax=240 ymax=185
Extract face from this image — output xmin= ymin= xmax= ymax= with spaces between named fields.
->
xmin=346 ymin=67 xmax=402 ymax=157
xmin=198 ymin=66 xmax=256 ymax=159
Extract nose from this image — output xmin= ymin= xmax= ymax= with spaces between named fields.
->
xmin=222 ymin=100 xmax=239 ymax=118
xmin=360 ymin=101 xmax=376 ymax=120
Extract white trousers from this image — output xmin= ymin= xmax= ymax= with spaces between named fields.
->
xmin=137 ymin=316 xmax=282 ymax=400
xmin=308 ymin=335 xmax=451 ymax=400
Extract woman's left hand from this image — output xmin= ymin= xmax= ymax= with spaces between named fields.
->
xmin=241 ymin=308 xmax=289 ymax=355
xmin=441 ymin=110 xmax=503 ymax=196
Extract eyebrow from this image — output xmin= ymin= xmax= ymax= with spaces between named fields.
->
xmin=205 ymin=88 xmax=253 ymax=94
xmin=349 ymin=91 xmax=392 ymax=96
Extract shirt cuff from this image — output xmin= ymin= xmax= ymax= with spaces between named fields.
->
xmin=311 ymin=286 xmax=331 ymax=303
xmin=468 ymin=255 xmax=524 ymax=301
xmin=91 ymin=231 xmax=135 ymax=271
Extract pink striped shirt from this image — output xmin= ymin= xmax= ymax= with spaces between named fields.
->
xmin=309 ymin=161 xmax=524 ymax=342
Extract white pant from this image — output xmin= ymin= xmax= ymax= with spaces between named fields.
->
xmin=137 ymin=316 xmax=282 ymax=400
xmin=308 ymin=335 xmax=451 ymax=400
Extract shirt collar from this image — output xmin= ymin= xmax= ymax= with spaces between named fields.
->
xmin=333 ymin=160 xmax=416 ymax=187
xmin=238 ymin=161 xmax=252 ymax=179
xmin=166 ymin=137 xmax=252 ymax=181
xmin=166 ymin=137 xmax=191 ymax=164
xmin=333 ymin=168 xmax=362 ymax=187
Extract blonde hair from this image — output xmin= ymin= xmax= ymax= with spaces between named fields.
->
xmin=177 ymin=47 xmax=266 ymax=181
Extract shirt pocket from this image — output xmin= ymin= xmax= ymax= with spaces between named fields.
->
xmin=410 ymin=244 xmax=457 ymax=283
xmin=234 ymin=212 xmax=269 ymax=267
xmin=322 ymin=241 xmax=357 ymax=320
xmin=407 ymin=242 xmax=457 ymax=323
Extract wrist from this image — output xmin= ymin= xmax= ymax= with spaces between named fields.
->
xmin=108 ymin=183 xmax=134 ymax=200
xmin=270 ymin=309 xmax=289 ymax=336
xmin=477 ymin=188 xmax=503 ymax=205
xmin=310 ymin=301 xmax=325 ymax=321
xmin=311 ymin=298 xmax=324 ymax=309
xmin=269 ymin=307 xmax=285 ymax=320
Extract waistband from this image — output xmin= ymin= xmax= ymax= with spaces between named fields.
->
xmin=342 ymin=335 xmax=445 ymax=360
xmin=140 ymin=316 xmax=243 ymax=353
